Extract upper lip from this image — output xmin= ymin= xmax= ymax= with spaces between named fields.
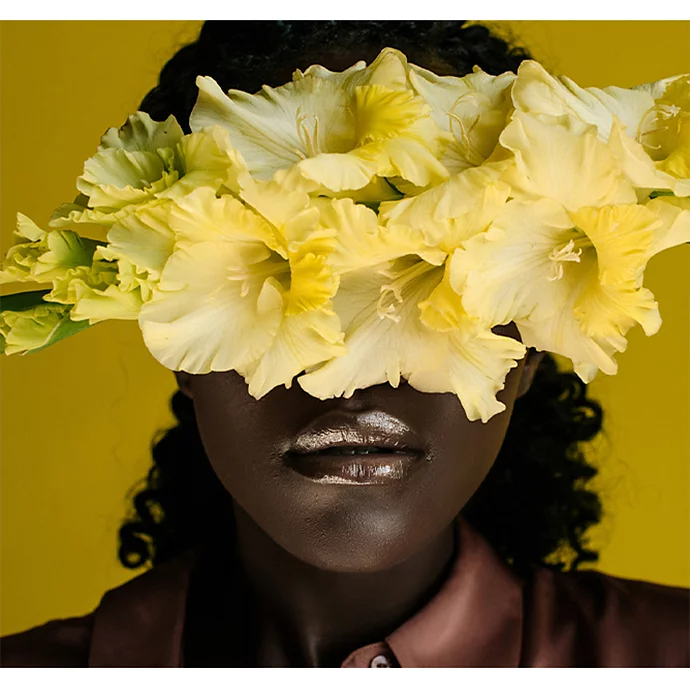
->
xmin=285 ymin=410 xmax=425 ymax=456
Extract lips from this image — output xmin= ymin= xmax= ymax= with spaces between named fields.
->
xmin=284 ymin=410 xmax=426 ymax=485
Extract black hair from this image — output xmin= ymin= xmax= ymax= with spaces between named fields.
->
xmin=119 ymin=21 xmax=604 ymax=577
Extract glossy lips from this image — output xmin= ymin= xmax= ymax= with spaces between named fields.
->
xmin=284 ymin=410 xmax=426 ymax=485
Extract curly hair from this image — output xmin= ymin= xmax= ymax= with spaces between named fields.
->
xmin=118 ymin=20 xmax=604 ymax=576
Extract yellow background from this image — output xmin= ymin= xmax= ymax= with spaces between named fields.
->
xmin=1 ymin=21 xmax=688 ymax=637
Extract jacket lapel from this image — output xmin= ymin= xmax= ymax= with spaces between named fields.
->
xmin=386 ymin=516 xmax=525 ymax=667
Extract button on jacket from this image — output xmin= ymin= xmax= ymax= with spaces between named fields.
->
xmin=1 ymin=517 xmax=688 ymax=667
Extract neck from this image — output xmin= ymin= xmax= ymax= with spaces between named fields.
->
xmin=231 ymin=504 xmax=456 ymax=667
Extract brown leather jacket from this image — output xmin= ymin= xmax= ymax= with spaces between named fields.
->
xmin=1 ymin=517 xmax=688 ymax=667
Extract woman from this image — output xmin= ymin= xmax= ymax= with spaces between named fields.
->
xmin=1 ymin=20 xmax=688 ymax=667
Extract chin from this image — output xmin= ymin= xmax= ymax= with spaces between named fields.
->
xmin=271 ymin=498 xmax=440 ymax=573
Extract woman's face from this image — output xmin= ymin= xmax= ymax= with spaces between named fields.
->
xmin=176 ymin=335 xmax=542 ymax=573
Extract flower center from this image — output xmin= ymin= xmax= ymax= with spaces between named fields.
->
xmin=224 ymin=252 xmax=290 ymax=298
xmin=547 ymin=234 xmax=592 ymax=281
xmin=376 ymin=259 xmax=439 ymax=322
xmin=295 ymin=108 xmax=322 ymax=159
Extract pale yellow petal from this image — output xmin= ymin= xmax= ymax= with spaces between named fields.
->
xmin=139 ymin=242 xmax=285 ymax=373
xmin=100 ymin=111 xmax=184 ymax=153
xmin=97 ymin=200 xmax=175 ymax=281
xmin=645 ymin=196 xmax=690 ymax=255
xmin=517 ymin=252 xmax=661 ymax=381
xmin=500 ymin=112 xmax=636 ymax=211
xmin=607 ymin=117 xmax=674 ymax=192
xmin=243 ymin=308 xmax=346 ymax=398
xmin=380 ymin=164 xmax=510 ymax=251
xmin=168 ymin=187 xmax=282 ymax=252
xmin=452 ymin=198 xmax=576 ymax=326
xmin=417 ymin=261 xmax=467 ymax=332
xmin=318 ymin=198 xmax=441 ymax=274
xmin=512 ymin=60 xmax=655 ymax=140
xmin=405 ymin=328 xmax=526 ymax=423
xmin=285 ymin=252 xmax=339 ymax=316
xmin=190 ymin=74 xmax=352 ymax=181
xmin=570 ymin=204 xmax=659 ymax=287
xmin=409 ymin=64 xmax=515 ymax=172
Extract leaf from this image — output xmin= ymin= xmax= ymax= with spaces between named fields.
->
xmin=0 ymin=289 xmax=53 ymax=312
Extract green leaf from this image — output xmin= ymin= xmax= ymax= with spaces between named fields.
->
xmin=360 ymin=200 xmax=381 ymax=213
xmin=649 ymin=190 xmax=675 ymax=199
xmin=0 ymin=289 xmax=52 ymax=313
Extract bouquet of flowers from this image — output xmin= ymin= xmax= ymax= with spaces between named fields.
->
xmin=1 ymin=48 xmax=687 ymax=422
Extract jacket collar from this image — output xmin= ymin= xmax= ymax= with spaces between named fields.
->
xmin=386 ymin=516 xmax=524 ymax=667
xmin=88 ymin=517 xmax=524 ymax=667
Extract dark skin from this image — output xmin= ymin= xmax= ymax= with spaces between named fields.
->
xmin=175 ymin=333 xmax=544 ymax=667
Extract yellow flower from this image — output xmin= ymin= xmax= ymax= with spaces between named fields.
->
xmin=408 ymin=64 xmax=516 ymax=173
xmin=137 ymin=187 xmax=345 ymax=396
xmin=0 ymin=213 xmax=147 ymax=325
xmin=298 ymin=256 xmax=525 ymax=423
xmin=0 ymin=299 xmax=91 ymax=356
xmin=0 ymin=214 xmax=100 ymax=285
xmin=639 ymin=76 xmax=690 ymax=194
xmin=452 ymin=197 xmax=676 ymax=382
xmin=512 ymin=61 xmax=690 ymax=195
xmin=190 ymin=48 xmax=447 ymax=197
xmin=51 ymin=115 xmax=249 ymax=227
xmin=294 ymin=163 xmax=525 ymax=422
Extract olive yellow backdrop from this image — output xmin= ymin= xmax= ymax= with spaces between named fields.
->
xmin=1 ymin=20 xmax=688 ymax=637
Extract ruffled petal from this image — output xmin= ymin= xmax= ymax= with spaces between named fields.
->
xmin=512 ymin=60 xmax=655 ymax=140
xmin=318 ymin=198 xmax=442 ymax=274
xmin=607 ymin=117 xmax=674 ymax=192
xmin=517 ymin=252 xmax=661 ymax=381
xmin=168 ymin=187 xmax=282 ymax=251
xmin=380 ymin=164 xmax=510 ymax=252
xmin=405 ymin=328 xmax=526 ymax=423
xmin=500 ymin=112 xmax=636 ymax=211
xmin=170 ymin=125 xmax=251 ymax=197
xmin=243 ymin=308 xmax=346 ymax=398
xmin=100 ymin=111 xmax=184 ymax=153
xmin=570 ymin=204 xmax=659 ymax=287
xmin=78 ymin=148 xmax=178 ymax=209
xmin=95 ymin=199 xmax=176 ymax=291
xmin=417 ymin=260 xmax=467 ymax=332
xmin=645 ymin=196 xmax=690 ymax=255
xmin=298 ymin=261 xmax=439 ymax=398
xmin=191 ymin=74 xmax=352 ymax=181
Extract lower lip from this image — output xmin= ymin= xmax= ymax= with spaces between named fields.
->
xmin=284 ymin=451 xmax=423 ymax=485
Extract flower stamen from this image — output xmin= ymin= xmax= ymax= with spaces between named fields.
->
xmin=547 ymin=240 xmax=583 ymax=281
xmin=295 ymin=107 xmax=322 ymax=159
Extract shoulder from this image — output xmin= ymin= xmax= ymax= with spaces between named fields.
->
xmin=0 ymin=549 xmax=198 ymax=668
xmin=522 ymin=566 xmax=690 ymax=667
xmin=0 ymin=613 xmax=94 ymax=667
